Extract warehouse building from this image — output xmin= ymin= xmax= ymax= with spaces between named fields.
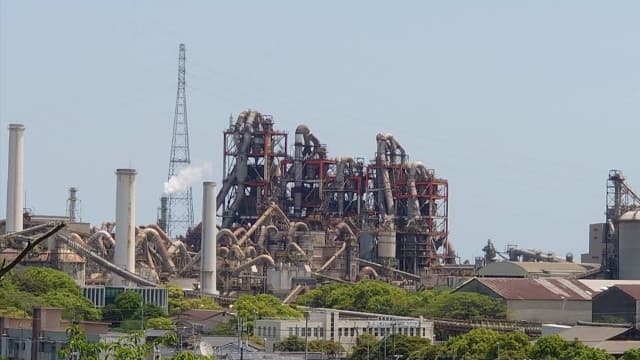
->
xmin=592 ymin=285 xmax=640 ymax=326
xmin=477 ymin=261 xmax=600 ymax=279
xmin=454 ymin=278 xmax=594 ymax=324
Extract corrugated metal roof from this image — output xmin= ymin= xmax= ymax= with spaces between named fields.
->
xmin=558 ymin=326 xmax=631 ymax=342
xmin=593 ymin=340 xmax=640 ymax=354
xmin=579 ymin=280 xmax=640 ymax=292
xmin=614 ymin=285 xmax=640 ymax=300
xmin=470 ymin=278 xmax=596 ymax=301
xmin=477 ymin=261 xmax=599 ymax=278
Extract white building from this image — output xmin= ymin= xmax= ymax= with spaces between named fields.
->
xmin=254 ymin=307 xmax=434 ymax=353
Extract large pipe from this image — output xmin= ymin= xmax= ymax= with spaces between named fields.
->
xmin=113 ymin=169 xmax=136 ymax=286
xmin=318 ymin=242 xmax=347 ymax=272
xmin=293 ymin=125 xmax=308 ymax=217
xmin=407 ymin=162 xmax=420 ymax=218
xmin=231 ymin=254 xmax=275 ymax=274
xmin=237 ymin=204 xmax=290 ymax=245
xmin=201 ymin=181 xmax=219 ymax=295
xmin=63 ymin=233 xmax=157 ymax=287
xmin=5 ymin=124 xmax=25 ymax=233
xmin=138 ymin=227 xmax=177 ymax=273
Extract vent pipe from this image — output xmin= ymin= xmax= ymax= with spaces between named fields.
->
xmin=114 ymin=169 xmax=137 ymax=286
xmin=5 ymin=124 xmax=25 ymax=233
xmin=201 ymin=181 xmax=219 ymax=295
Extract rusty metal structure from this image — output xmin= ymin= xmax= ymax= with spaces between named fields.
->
xmin=214 ymin=110 xmax=453 ymax=291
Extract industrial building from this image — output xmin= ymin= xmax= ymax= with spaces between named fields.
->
xmin=592 ymin=285 xmax=640 ymax=326
xmin=254 ymin=307 xmax=434 ymax=353
xmin=477 ymin=261 xmax=599 ymax=279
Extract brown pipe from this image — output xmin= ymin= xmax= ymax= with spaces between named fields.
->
xmin=238 ymin=204 xmax=290 ymax=245
xmin=232 ymin=254 xmax=275 ymax=274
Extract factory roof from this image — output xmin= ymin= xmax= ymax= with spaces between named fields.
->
xmin=478 ymin=261 xmax=599 ymax=278
xmin=174 ymin=309 xmax=226 ymax=322
xmin=578 ymin=280 xmax=640 ymax=292
xmin=558 ymin=325 xmax=632 ymax=342
xmin=455 ymin=278 xmax=595 ymax=301
xmin=611 ymin=285 xmax=640 ymax=300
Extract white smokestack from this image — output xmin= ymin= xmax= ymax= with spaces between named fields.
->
xmin=5 ymin=124 xmax=25 ymax=233
xmin=114 ymin=168 xmax=137 ymax=286
xmin=200 ymin=181 xmax=219 ymax=295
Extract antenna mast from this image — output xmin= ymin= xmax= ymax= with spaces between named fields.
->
xmin=166 ymin=43 xmax=194 ymax=238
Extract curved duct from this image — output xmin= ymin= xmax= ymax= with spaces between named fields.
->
xmin=217 ymin=228 xmax=239 ymax=246
xmin=233 ymin=227 xmax=247 ymax=238
xmin=335 ymin=222 xmax=356 ymax=243
xmin=218 ymin=246 xmax=229 ymax=258
xmin=359 ymin=266 xmax=380 ymax=279
xmin=287 ymin=222 xmax=309 ymax=241
xmin=138 ymin=227 xmax=177 ymax=273
xmin=229 ymin=245 xmax=245 ymax=261
xmin=258 ymin=225 xmax=279 ymax=248
xmin=237 ymin=204 xmax=290 ymax=245
xmin=231 ymin=254 xmax=275 ymax=274
xmin=63 ymin=233 xmax=157 ymax=287
xmin=245 ymin=246 xmax=257 ymax=258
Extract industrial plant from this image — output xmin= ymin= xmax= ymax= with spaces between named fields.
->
xmin=1 ymin=44 xmax=639 ymax=307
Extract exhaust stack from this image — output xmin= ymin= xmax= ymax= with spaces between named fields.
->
xmin=114 ymin=168 xmax=137 ymax=286
xmin=201 ymin=181 xmax=219 ymax=295
xmin=5 ymin=124 xmax=25 ymax=233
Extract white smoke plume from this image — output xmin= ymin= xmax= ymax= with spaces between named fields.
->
xmin=163 ymin=162 xmax=213 ymax=194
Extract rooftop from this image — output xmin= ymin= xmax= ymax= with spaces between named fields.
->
xmin=457 ymin=278 xmax=596 ymax=301
xmin=478 ymin=261 xmax=599 ymax=278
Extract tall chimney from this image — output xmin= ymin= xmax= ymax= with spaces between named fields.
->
xmin=114 ymin=169 xmax=137 ymax=286
xmin=5 ymin=124 xmax=25 ymax=233
xmin=201 ymin=181 xmax=219 ymax=295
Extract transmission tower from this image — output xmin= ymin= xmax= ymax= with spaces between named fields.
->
xmin=166 ymin=43 xmax=194 ymax=239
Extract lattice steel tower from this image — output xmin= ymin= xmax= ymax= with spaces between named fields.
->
xmin=166 ymin=43 xmax=194 ymax=238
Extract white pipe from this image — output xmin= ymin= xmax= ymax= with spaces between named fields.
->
xmin=201 ymin=181 xmax=219 ymax=295
xmin=5 ymin=124 xmax=25 ymax=233
xmin=114 ymin=168 xmax=136 ymax=286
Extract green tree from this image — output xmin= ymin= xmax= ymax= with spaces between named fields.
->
xmin=275 ymin=336 xmax=306 ymax=351
xmin=622 ymin=348 xmax=640 ymax=360
xmin=528 ymin=335 xmax=614 ymax=360
xmin=165 ymin=283 xmax=222 ymax=316
xmin=234 ymin=294 xmax=302 ymax=331
xmin=58 ymin=325 xmax=103 ymax=360
xmin=13 ymin=267 xmax=80 ymax=295
xmin=349 ymin=334 xmax=379 ymax=360
xmin=147 ymin=317 xmax=175 ymax=330
xmin=308 ymin=339 xmax=344 ymax=356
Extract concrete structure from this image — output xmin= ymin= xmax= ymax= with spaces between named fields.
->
xmin=592 ymin=285 xmax=640 ymax=326
xmin=477 ymin=261 xmax=599 ymax=279
xmin=5 ymin=124 xmax=25 ymax=233
xmin=454 ymin=278 xmax=596 ymax=324
xmin=82 ymin=285 xmax=169 ymax=313
xmin=581 ymin=223 xmax=605 ymax=264
xmin=0 ymin=308 xmax=110 ymax=360
xmin=113 ymin=168 xmax=137 ymax=286
xmin=201 ymin=181 xmax=219 ymax=295
xmin=618 ymin=210 xmax=640 ymax=280
xmin=254 ymin=307 xmax=434 ymax=353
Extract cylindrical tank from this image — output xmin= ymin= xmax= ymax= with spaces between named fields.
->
xmin=114 ymin=168 xmax=137 ymax=286
xmin=358 ymin=231 xmax=375 ymax=260
xmin=377 ymin=231 xmax=396 ymax=259
xmin=201 ymin=181 xmax=219 ymax=295
xmin=619 ymin=210 xmax=640 ymax=280
xmin=5 ymin=124 xmax=25 ymax=233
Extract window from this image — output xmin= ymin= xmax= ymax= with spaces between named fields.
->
xmin=422 ymin=328 xmax=425 ymax=336
xmin=314 ymin=328 xmax=318 ymax=337
xmin=410 ymin=328 xmax=414 ymax=336
xmin=374 ymin=328 xmax=378 ymax=336
xmin=289 ymin=327 xmax=294 ymax=336
xmin=350 ymin=328 xmax=355 ymax=337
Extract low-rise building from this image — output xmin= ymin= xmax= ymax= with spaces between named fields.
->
xmin=173 ymin=309 xmax=230 ymax=334
xmin=0 ymin=308 xmax=111 ymax=360
xmin=557 ymin=324 xmax=640 ymax=356
xmin=454 ymin=278 xmax=595 ymax=324
xmin=83 ymin=285 xmax=169 ymax=313
xmin=254 ymin=307 xmax=434 ymax=353
xmin=592 ymin=285 xmax=640 ymax=326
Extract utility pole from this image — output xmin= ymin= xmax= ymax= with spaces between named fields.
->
xmin=166 ymin=43 xmax=194 ymax=239
xmin=304 ymin=312 xmax=309 ymax=360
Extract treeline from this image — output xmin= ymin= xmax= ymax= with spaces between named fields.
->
xmin=296 ymin=280 xmax=506 ymax=320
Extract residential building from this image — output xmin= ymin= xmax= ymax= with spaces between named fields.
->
xmin=173 ymin=309 xmax=231 ymax=334
xmin=254 ymin=307 xmax=434 ymax=353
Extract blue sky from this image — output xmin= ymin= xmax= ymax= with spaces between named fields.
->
xmin=1 ymin=1 xmax=638 ymax=261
